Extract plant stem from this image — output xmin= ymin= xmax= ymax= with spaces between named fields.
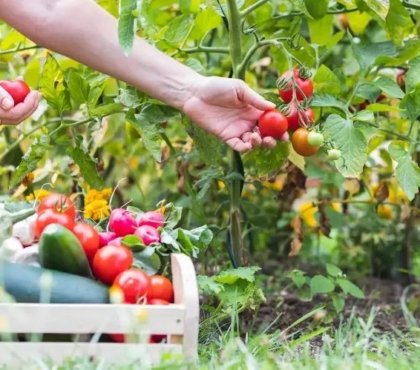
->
xmin=0 ymin=45 xmax=41 ymax=56
xmin=240 ymin=0 xmax=270 ymax=18
xmin=403 ymin=0 xmax=420 ymax=10
xmin=364 ymin=122 xmax=410 ymax=141
xmin=226 ymin=0 xmax=242 ymax=78
xmin=179 ymin=46 xmax=229 ymax=54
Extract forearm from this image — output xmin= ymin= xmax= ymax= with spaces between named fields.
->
xmin=0 ymin=0 xmax=200 ymax=110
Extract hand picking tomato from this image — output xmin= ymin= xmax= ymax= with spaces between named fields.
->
xmin=72 ymin=222 xmax=100 ymax=260
xmin=258 ymin=109 xmax=288 ymax=140
xmin=285 ymin=103 xmax=315 ymax=132
xmin=34 ymin=209 xmax=75 ymax=238
xmin=0 ymin=80 xmax=31 ymax=106
xmin=278 ymin=69 xmax=314 ymax=103
xmin=113 ymin=268 xmax=150 ymax=304
xmin=291 ymin=128 xmax=320 ymax=157
xmin=37 ymin=193 xmax=76 ymax=220
xmin=146 ymin=275 xmax=174 ymax=303
xmin=92 ymin=245 xmax=133 ymax=285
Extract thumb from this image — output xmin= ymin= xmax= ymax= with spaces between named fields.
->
xmin=0 ymin=86 xmax=14 ymax=111
xmin=239 ymin=83 xmax=276 ymax=111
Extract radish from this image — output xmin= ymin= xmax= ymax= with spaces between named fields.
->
xmin=108 ymin=237 xmax=123 ymax=248
xmin=12 ymin=214 xmax=37 ymax=246
xmin=134 ymin=225 xmax=160 ymax=245
xmin=99 ymin=231 xmax=117 ymax=248
xmin=108 ymin=209 xmax=137 ymax=237
xmin=137 ymin=211 xmax=164 ymax=229
xmin=0 ymin=237 xmax=24 ymax=261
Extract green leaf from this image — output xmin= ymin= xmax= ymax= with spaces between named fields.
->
xmin=67 ymin=146 xmax=104 ymax=189
xmin=314 ymin=65 xmax=342 ymax=95
xmin=243 ymin=142 xmax=289 ymax=176
xmin=400 ymin=85 xmax=420 ymax=121
xmin=374 ymin=77 xmax=405 ymax=99
xmin=326 ymin=264 xmax=342 ymax=277
xmin=118 ymin=0 xmax=138 ymax=54
xmin=332 ymin=294 xmax=345 ymax=313
xmin=353 ymin=110 xmax=375 ymax=122
xmin=366 ymin=103 xmax=400 ymax=112
xmin=215 ymin=266 xmax=261 ymax=285
xmin=10 ymin=136 xmax=50 ymax=188
xmin=310 ymin=275 xmax=335 ymax=295
xmin=311 ymin=94 xmax=347 ymax=112
xmin=121 ymin=235 xmax=146 ymax=251
xmin=289 ymin=269 xmax=307 ymax=288
xmin=386 ymin=0 xmax=414 ymax=46
xmin=337 ymin=278 xmax=365 ymax=298
xmin=197 ymin=275 xmax=223 ymax=295
xmin=66 ymin=69 xmax=89 ymax=108
xmin=39 ymin=55 xmax=71 ymax=114
xmin=355 ymin=83 xmax=382 ymax=101
xmin=89 ymin=103 xmax=124 ymax=117
xmin=165 ymin=15 xmax=191 ymax=44
xmin=352 ymin=41 xmax=396 ymax=71
xmin=308 ymin=15 xmax=333 ymax=46
xmin=322 ymin=114 xmax=368 ymax=177
xmin=356 ymin=0 xmax=389 ymax=21
xmin=164 ymin=204 xmax=183 ymax=229
xmin=304 ymin=0 xmax=328 ymax=19
xmin=405 ymin=56 xmax=420 ymax=93
xmin=177 ymin=225 xmax=213 ymax=256
xmin=132 ymin=246 xmax=162 ymax=275
xmin=191 ymin=7 xmax=222 ymax=41
xmin=394 ymin=153 xmax=420 ymax=201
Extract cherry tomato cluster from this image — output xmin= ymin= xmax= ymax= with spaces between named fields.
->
xmin=258 ymin=68 xmax=325 ymax=157
xmin=33 ymin=193 xmax=175 ymax=344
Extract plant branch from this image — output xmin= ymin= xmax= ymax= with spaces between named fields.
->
xmin=240 ymin=0 xmax=270 ymax=18
xmin=364 ymin=122 xmax=410 ymax=141
xmin=403 ymin=0 xmax=420 ymax=10
xmin=0 ymin=45 xmax=41 ymax=56
xmin=179 ymin=45 xmax=229 ymax=54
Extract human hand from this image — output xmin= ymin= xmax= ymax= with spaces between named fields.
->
xmin=0 ymin=81 xmax=41 ymax=125
xmin=182 ymin=76 xmax=279 ymax=153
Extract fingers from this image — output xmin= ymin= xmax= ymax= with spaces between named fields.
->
xmin=0 ymin=91 xmax=41 ymax=125
xmin=0 ymin=86 xmax=14 ymax=111
xmin=226 ymin=137 xmax=252 ymax=153
xmin=237 ymin=80 xmax=276 ymax=111
xmin=262 ymin=136 xmax=277 ymax=149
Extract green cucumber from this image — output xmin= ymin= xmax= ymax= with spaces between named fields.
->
xmin=0 ymin=261 xmax=109 ymax=304
xmin=39 ymin=223 xmax=92 ymax=278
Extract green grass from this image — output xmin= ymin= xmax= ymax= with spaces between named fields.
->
xmin=3 ymin=309 xmax=419 ymax=370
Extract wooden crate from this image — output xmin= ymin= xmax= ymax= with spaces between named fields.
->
xmin=0 ymin=253 xmax=199 ymax=367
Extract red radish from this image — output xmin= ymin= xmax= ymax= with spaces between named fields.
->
xmin=108 ymin=237 xmax=123 ymax=248
xmin=109 ymin=208 xmax=137 ymax=237
xmin=134 ymin=225 xmax=160 ymax=245
xmin=137 ymin=211 xmax=164 ymax=229
xmin=99 ymin=231 xmax=117 ymax=247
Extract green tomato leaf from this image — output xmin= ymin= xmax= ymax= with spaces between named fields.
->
xmin=165 ymin=15 xmax=192 ymax=44
xmin=191 ymin=7 xmax=222 ymax=41
xmin=386 ymin=0 xmax=414 ymax=46
xmin=308 ymin=15 xmax=334 ymax=46
xmin=310 ymin=275 xmax=335 ymax=296
xmin=393 ymin=153 xmax=420 ymax=201
xmin=405 ymin=56 xmax=420 ymax=93
xmin=304 ymin=0 xmax=328 ymax=19
xmin=322 ymin=114 xmax=368 ymax=178
xmin=10 ymin=136 xmax=50 ymax=188
xmin=337 ymin=278 xmax=365 ymax=299
xmin=67 ymin=146 xmax=104 ymax=189
xmin=118 ymin=0 xmax=138 ymax=54
xmin=66 ymin=69 xmax=90 ymax=108
xmin=39 ymin=55 xmax=71 ymax=114
xmin=89 ymin=103 xmax=124 ymax=118
xmin=314 ymin=65 xmax=342 ymax=95
xmin=400 ymin=85 xmax=420 ymax=121
xmin=311 ymin=94 xmax=347 ymax=112
xmin=356 ymin=0 xmax=389 ymax=21
xmin=373 ymin=76 xmax=405 ymax=99
xmin=243 ymin=142 xmax=289 ymax=176
xmin=352 ymin=41 xmax=396 ymax=71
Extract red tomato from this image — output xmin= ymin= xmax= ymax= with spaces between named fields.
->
xmin=146 ymin=275 xmax=174 ymax=303
xmin=72 ymin=223 xmax=100 ymax=260
xmin=0 ymin=80 xmax=31 ymax=105
xmin=291 ymin=128 xmax=320 ymax=157
xmin=278 ymin=69 xmax=314 ymax=103
xmin=92 ymin=245 xmax=133 ymax=285
xmin=286 ymin=103 xmax=315 ymax=132
xmin=34 ymin=209 xmax=75 ymax=238
xmin=112 ymin=268 xmax=150 ymax=304
xmin=258 ymin=110 xmax=288 ymax=140
xmin=37 ymin=193 xmax=76 ymax=220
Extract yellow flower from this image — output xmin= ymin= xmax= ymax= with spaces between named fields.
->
xmin=25 ymin=188 xmax=52 ymax=202
xmin=84 ymin=188 xmax=112 ymax=221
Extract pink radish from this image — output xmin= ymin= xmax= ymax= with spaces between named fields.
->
xmin=109 ymin=208 xmax=137 ymax=237
xmin=137 ymin=211 xmax=164 ymax=229
xmin=99 ymin=231 xmax=117 ymax=248
xmin=108 ymin=237 xmax=123 ymax=248
xmin=135 ymin=225 xmax=160 ymax=245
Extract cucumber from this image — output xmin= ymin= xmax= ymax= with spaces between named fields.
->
xmin=39 ymin=223 xmax=93 ymax=278
xmin=0 ymin=261 xmax=109 ymax=304
xmin=0 ymin=261 xmax=109 ymax=303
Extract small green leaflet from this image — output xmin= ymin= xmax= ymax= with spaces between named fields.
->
xmin=39 ymin=55 xmax=71 ymax=114
xmin=373 ymin=76 xmax=404 ymax=99
xmin=332 ymin=294 xmax=345 ymax=312
xmin=118 ymin=0 xmax=138 ymax=54
xmin=67 ymin=146 xmax=104 ymax=189
xmin=310 ymin=275 xmax=335 ymax=296
xmin=352 ymin=41 xmax=396 ymax=71
xmin=164 ymin=15 xmax=192 ymax=44
xmin=405 ymin=56 xmax=420 ymax=93
xmin=191 ymin=7 xmax=222 ymax=41
xmin=304 ymin=0 xmax=328 ymax=19
xmin=311 ymin=93 xmax=347 ymax=112
xmin=394 ymin=155 xmax=420 ymax=201
xmin=313 ymin=65 xmax=342 ymax=96
xmin=10 ymin=136 xmax=50 ymax=188
xmin=322 ymin=114 xmax=368 ymax=178
xmin=386 ymin=0 xmax=414 ymax=46
xmin=337 ymin=278 xmax=365 ymax=299
xmin=197 ymin=275 xmax=223 ymax=295
xmin=215 ymin=266 xmax=261 ymax=285
xmin=356 ymin=0 xmax=389 ymax=21
xmin=326 ymin=263 xmax=342 ymax=278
